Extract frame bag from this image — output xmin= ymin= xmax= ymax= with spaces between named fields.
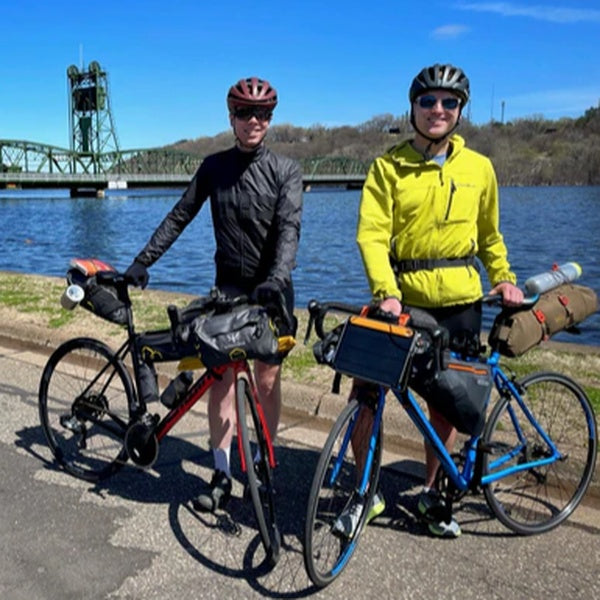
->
xmin=488 ymin=283 xmax=598 ymax=357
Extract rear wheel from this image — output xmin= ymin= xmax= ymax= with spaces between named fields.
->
xmin=483 ymin=371 xmax=597 ymax=534
xmin=303 ymin=399 xmax=382 ymax=588
xmin=236 ymin=376 xmax=280 ymax=567
xmin=39 ymin=338 xmax=134 ymax=482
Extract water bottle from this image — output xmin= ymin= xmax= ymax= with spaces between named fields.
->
xmin=60 ymin=284 xmax=85 ymax=310
xmin=160 ymin=371 xmax=194 ymax=408
xmin=524 ymin=262 xmax=582 ymax=295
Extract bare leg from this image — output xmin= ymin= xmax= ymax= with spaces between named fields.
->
xmin=424 ymin=405 xmax=457 ymax=488
xmin=254 ymin=360 xmax=282 ymax=441
xmin=208 ymin=367 xmax=236 ymax=452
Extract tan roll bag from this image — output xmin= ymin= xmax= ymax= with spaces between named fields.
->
xmin=488 ymin=283 xmax=598 ymax=357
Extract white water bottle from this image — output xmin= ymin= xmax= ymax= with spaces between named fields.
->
xmin=524 ymin=262 xmax=582 ymax=295
xmin=60 ymin=284 xmax=85 ymax=310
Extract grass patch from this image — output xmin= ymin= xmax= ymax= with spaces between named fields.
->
xmin=1 ymin=271 xmax=599 ymax=407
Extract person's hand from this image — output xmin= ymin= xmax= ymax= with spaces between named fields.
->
xmin=124 ymin=260 xmax=149 ymax=289
xmin=253 ymin=279 xmax=283 ymax=306
xmin=489 ymin=281 xmax=523 ymax=307
xmin=380 ymin=296 xmax=402 ymax=316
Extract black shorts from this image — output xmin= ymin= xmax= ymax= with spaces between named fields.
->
xmin=412 ymin=300 xmax=482 ymax=355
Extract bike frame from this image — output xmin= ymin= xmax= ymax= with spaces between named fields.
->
xmin=340 ymin=349 xmax=566 ymax=497
xmin=68 ymin=327 xmax=277 ymax=472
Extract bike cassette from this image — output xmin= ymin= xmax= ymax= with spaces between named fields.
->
xmin=125 ymin=419 xmax=159 ymax=468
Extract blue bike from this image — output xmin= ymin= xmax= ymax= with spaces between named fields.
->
xmin=302 ymin=297 xmax=598 ymax=588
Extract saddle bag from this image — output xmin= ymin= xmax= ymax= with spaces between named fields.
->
xmin=66 ymin=258 xmax=127 ymax=325
xmin=186 ymin=305 xmax=279 ymax=368
xmin=488 ymin=283 xmax=598 ymax=357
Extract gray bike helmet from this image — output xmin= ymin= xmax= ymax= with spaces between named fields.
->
xmin=409 ymin=63 xmax=470 ymax=106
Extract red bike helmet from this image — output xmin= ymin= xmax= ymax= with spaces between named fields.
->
xmin=227 ymin=77 xmax=278 ymax=112
xmin=409 ymin=63 xmax=470 ymax=106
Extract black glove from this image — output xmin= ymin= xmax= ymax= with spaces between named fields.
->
xmin=253 ymin=279 xmax=283 ymax=306
xmin=124 ymin=260 xmax=149 ymax=289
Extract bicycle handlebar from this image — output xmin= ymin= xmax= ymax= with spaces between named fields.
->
xmin=482 ymin=293 xmax=538 ymax=308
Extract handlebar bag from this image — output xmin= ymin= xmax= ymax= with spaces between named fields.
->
xmin=188 ymin=305 xmax=279 ymax=368
xmin=66 ymin=259 xmax=127 ymax=325
xmin=331 ymin=315 xmax=417 ymax=390
xmin=488 ymin=283 xmax=598 ymax=357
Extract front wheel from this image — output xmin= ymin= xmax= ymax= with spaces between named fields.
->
xmin=38 ymin=338 xmax=134 ymax=482
xmin=303 ymin=398 xmax=382 ymax=588
xmin=483 ymin=371 xmax=597 ymax=534
xmin=236 ymin=376 xmax=280 ymax=567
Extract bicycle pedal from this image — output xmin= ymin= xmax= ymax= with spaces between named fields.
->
xmin=60 ymin=414 xmax=84 ymax=434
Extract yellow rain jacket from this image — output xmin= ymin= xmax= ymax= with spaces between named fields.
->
xmin=357 ymin=135 xmax=516 ymax=308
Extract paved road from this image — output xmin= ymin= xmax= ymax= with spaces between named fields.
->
xmin=1 ymin=340 xmax=599 ymax=600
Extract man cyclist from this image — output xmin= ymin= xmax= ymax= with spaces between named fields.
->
xmin=335 ymin=63 xmax=523 ymax=539
xmin=125 ymin=77 xmax=303 ymax=512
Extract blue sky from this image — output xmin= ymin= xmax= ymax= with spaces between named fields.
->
xmin=1 ymin=0 xmax=599 ymax=150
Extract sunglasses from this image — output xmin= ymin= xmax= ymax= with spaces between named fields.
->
xmin=417 ymin=95 xmax=460 ymax=110
xmin=234 ymin=107 xmax=273 ymax=121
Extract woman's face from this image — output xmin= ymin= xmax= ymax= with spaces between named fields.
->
xmin=230 ymin=108 xmax=271 ymax=151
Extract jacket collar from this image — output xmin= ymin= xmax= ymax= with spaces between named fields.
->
xmin=388 ymin=134 xmax=465 ymax=167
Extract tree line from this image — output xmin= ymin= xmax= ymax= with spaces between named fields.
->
xmin=168 ymin=105 xmax=600 ymax=186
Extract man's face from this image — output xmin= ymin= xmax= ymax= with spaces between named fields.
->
xmin=230 ymin=106 xmax=272 ymax=150
xmin=412 ymin=91 xmax=461 ymax=140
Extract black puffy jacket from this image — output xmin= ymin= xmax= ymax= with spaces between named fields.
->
xmin=135 ymin=144 xmax=303 ymax=287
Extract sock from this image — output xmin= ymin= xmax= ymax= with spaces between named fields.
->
xmin=213 ymin=447 xmax=231 ymax=479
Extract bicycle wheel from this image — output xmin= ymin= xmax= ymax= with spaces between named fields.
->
xmin=483 ymin=371 xmax=597 ymax=534
xmin=39 ymin=338 xmax=134 ymax=482
xmin=236 ymin=376 xmax=281 ymax=567
xmin=303 ymin=398 xmax=382 ymax=588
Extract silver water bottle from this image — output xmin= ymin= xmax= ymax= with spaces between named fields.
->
xmin=524 ymin=262 xmax=582 ymax=296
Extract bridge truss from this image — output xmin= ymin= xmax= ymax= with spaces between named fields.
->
xmin=0 ymin=140 xmax=369 ymax=178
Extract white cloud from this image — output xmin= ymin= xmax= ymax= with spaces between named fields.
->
xmin=431 ymin=24 xmax=470 ymax=39
xmin=456 ymin=2 xmax=600 ymax=24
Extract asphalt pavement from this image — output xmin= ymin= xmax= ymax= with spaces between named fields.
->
xmin=1 ymin=334 xmax=599 ymax=600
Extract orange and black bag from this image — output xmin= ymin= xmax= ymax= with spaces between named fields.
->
xmin=488 ymin=283 xmax=598 ymax=357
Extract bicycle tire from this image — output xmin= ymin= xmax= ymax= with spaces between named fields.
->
xmin=483 ymin=371 xmax=597 ymax=534
xmin=236 ymin=376 xmax=281 ymax=567
xmin=303 ymin=398 xmax=382 ymax=588
xmin=39 ymin=337 xmax=134 ymax=482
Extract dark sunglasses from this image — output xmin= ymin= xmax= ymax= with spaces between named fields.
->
xmin=417 ymin=95 xmax=460 ymax=110
xmin=234 ymin=107 xmax=273 ymax=121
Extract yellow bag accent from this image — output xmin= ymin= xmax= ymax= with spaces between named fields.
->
xmin=278 ymin=335 xmax=296 ymax=353
xmin=177 ymin=356 xmax=205 ymax=371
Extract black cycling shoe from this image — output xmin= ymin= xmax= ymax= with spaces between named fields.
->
xmin=192 ymin=470 xmax=232 ymax=513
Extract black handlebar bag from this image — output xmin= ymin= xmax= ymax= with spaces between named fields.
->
xmin=188 ymin=305 xmax=279 ymax=368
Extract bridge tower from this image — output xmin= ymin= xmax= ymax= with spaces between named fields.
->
xmin=67 ymin=61 xmax=121 ymax=174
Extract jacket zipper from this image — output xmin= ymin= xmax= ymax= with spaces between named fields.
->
xmin=444 ymin=178 xmax=456 ymax=220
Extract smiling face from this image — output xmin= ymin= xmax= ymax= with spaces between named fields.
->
xmin=412 ymin=90 xmax=461 ymax=147
xmin=229 ymin=108 xmax=272 ymax=151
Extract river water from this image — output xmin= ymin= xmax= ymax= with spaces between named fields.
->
xmin=1 ymin=185 xmax=599 ymax=345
